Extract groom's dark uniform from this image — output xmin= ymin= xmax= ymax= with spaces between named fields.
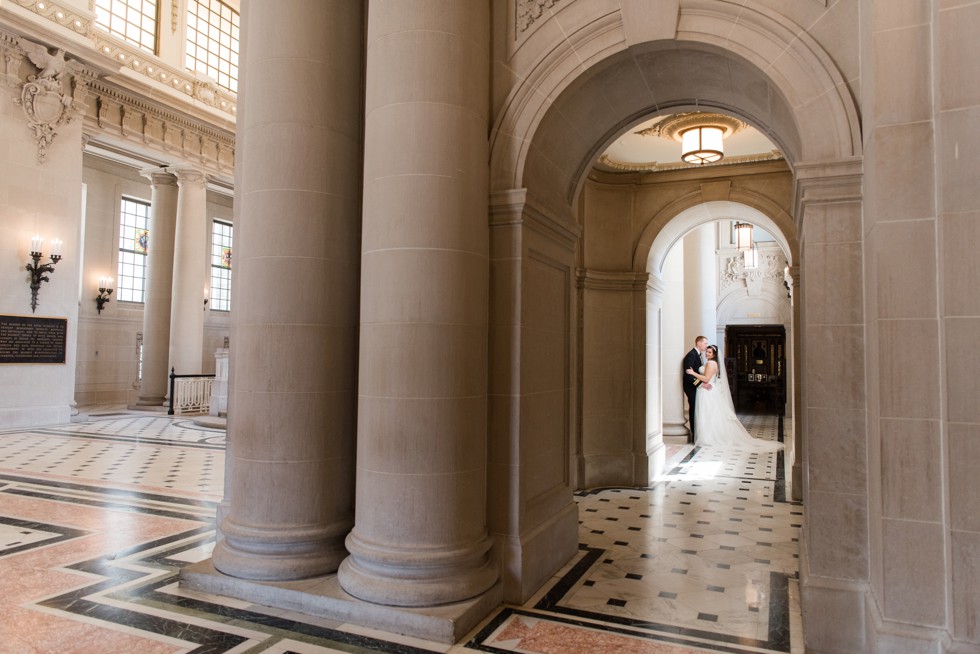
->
xmin=682 ymin=347 xmax=703 ymax=443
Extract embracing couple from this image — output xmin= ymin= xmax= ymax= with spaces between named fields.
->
xmin=681 ymin=336 xmax=781 ymax=450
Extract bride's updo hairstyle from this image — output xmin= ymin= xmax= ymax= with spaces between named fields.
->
xmin=706 ymin=345 xmax=719 ymax=360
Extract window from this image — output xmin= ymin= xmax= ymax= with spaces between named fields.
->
xmin=117 ymin=197 xmax=151 ymax=303
xmin=186 ymin=0 xmax=240 ymax=93
xmin=94 ymin=0 xmax=159 ymax=53
xmin=209 ymin=219 xmax=233 ymax=311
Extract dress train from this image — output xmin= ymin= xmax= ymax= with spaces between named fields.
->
xmin=694 ymin=373 xmax=783 ymax=451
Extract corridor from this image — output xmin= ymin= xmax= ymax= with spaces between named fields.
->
xmin=0 ymin=412 xmax=800 ymax=653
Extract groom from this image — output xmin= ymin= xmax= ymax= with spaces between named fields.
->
xmin=682 ymin=336 xmax=712 ymax=442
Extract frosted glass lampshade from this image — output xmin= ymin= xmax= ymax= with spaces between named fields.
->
xmin=681 ymin=125 xmax=724 ymax=164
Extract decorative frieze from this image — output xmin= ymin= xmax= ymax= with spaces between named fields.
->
xmin=9 ymin=0 xmax=91 ymax=36
xmin=84 ymin=78 xmax=235 ymax=173
xmin=92 ymin=36 xmax=237 ymax=118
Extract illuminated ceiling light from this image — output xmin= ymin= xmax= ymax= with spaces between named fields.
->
xmin=734 ymin=222 xmax=754 ymax=251
xmin=639 ymin=112 xmax=746 ymax=167
xmin=681 ymin=125 xmax=724 ymax=165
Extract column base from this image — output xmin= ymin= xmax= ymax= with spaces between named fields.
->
xmin=338 ymin=532 xmax=498 ymax=607
xmin=180 ymin=558 xmax=502 ymax=644
xmin=129 ymin=399 xmax=167 ymax=411
xmin=213 ymin=518 xmax=350 ymax=581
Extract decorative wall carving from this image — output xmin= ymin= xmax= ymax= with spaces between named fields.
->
xmin=13 ymin=38 xmax=88 ymax=162
xmin=720 ymin=252 xmax=785 ymax=294
xmin=517 ymin=0 xmax=564 ymax=33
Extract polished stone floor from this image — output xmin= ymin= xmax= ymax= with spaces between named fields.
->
xmin=0 ymin=410 xmax=800 ymax=653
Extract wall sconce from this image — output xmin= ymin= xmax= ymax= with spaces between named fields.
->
xmin=26 ymin=234 xmax=62 ymax=313
xmin=96 ymin=277 xmax=114 ymax=314
xmin=734 ymin=222 xmax=754 ymax=251
xmin=203 ymin=287 xmax=209 ymax=311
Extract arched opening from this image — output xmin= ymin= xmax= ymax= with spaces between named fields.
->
xmin=486 ymin=4 xmax=861 ymax=631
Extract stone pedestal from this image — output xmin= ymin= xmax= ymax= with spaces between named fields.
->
xmin=208 ymin=348 xmax=228 ymax=417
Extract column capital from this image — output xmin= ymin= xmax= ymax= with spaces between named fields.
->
xmin=490 ymin=187 xmax=581 ymax=251
xmin=167 ymin=165 xmax=208 ymax=188
xmin=140 ymin=166 xmax=177 ymax=186
xmin=647 ymin=274 xmax=667 ymax=298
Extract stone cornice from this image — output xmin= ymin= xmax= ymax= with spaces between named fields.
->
xmin=80 ymin=77 xmax=234 ymax=176
xmin=490 ymin=188 xmax=582 ymax=251
xmin=92 ymin=34 xmax=237 ymax=122
xmin=576 ymin=268 xmax=649 ymax=292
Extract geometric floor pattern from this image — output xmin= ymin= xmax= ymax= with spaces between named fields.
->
xmin=0 ymin=410 xmax=801 ymax=653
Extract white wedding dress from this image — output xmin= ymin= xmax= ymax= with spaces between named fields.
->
xmin=694 ymin=360 xmax=783 ymax=451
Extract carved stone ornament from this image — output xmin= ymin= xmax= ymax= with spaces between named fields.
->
xmin=15 ymin=38 xmax=79 ymax=163
xmin=517 ymin=0 xmax=564 ymax=33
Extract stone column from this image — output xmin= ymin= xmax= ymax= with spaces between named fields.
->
xmin=133 ymin=169 xmax=178 ymax=407
xmin=786 ymin=265 xmax=802 ymax=501
xmin=167 ymin=167 xmax=208 ymax=375
xmin=339 ymin=1 xmax=497 ymax=606
xmin=212 ymin=0 xmax=362 ymax=581
xmin=684 ymin=223 xmax=717 ymax=346
xmin=662 ymin=243 xmax=688 ymax=439
xmin=646 ymin=276 xmax=667 ymax=476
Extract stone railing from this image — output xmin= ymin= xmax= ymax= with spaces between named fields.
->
xmin=168 ymin=368 xmax=216 ymax=416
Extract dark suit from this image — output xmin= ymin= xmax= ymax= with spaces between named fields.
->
xmin=682 ymin=347 xmax=704 ymax=442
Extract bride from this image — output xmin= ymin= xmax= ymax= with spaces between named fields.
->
xmin=685 ymin=345 xmax=782 ymax=450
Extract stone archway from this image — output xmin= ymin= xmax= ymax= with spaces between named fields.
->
xmin=485 ymin=7 xmax=863 ymax=642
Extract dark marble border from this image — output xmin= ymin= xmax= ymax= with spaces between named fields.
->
xmin=466 ymin=607 xmax=764 ymax=654
xmin=530 ymin=545 xmax=792 ymax=653
xmin=0 ymin=515 xmax=90 ymax=557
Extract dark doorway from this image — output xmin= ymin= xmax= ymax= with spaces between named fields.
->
xmin=725 ymin=325 xmax=786 ymax=414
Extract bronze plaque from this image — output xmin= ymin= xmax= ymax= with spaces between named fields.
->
xmin=0 ymin=315 xmax=67 ymax=364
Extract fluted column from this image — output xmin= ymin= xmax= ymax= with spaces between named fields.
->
xmin=167 ymin=167 xmax=208 ymax=375
xmin=133 ymin=169 xmax=178 ymax=407
xmin=339 ymin=1 xmax=496 ymax=606
xmin=212 ymin=0 xmax=362 ymax=581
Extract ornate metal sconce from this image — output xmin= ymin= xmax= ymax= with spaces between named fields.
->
xmin=26 ymin=235 xmax=62 ymax=313
xmin=96 ymin=277 xmax=114 ymax=314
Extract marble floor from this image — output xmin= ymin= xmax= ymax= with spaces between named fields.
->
xmin=0 ymin=409 xmax=801 ymax=653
